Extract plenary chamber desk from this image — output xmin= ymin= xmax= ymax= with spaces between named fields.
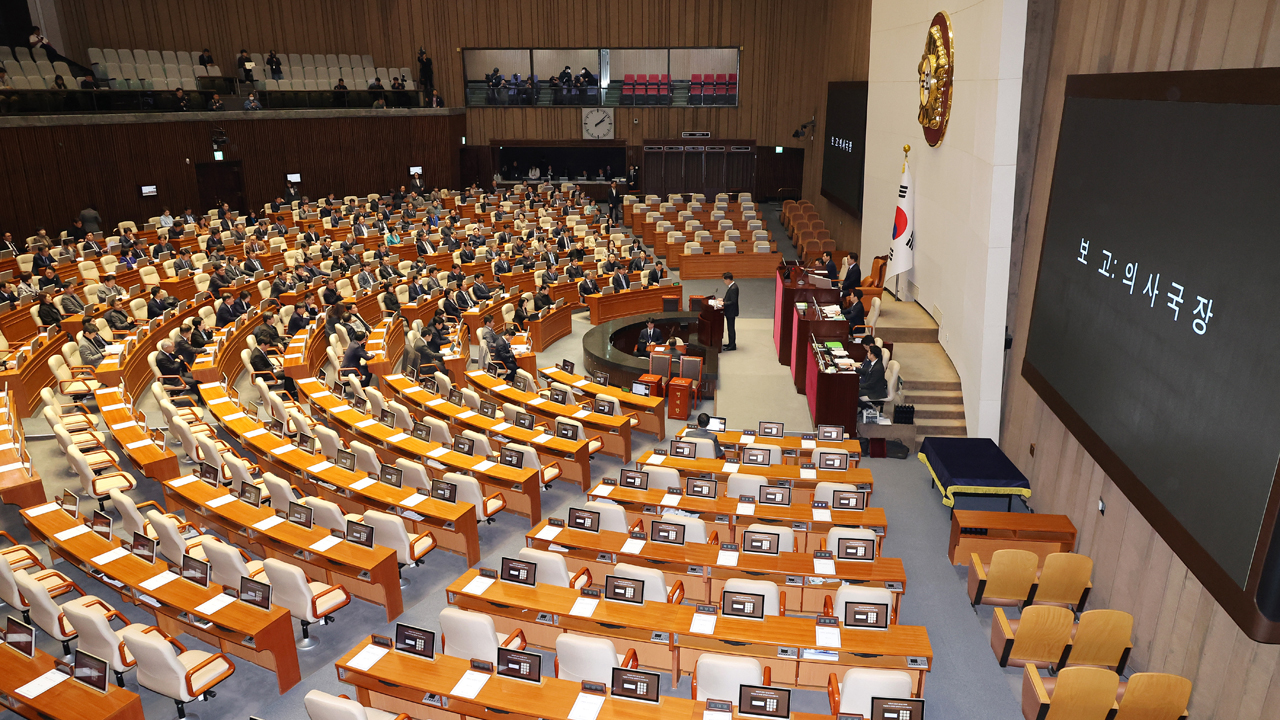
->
xmin=585 ymin=284 xmax=682 ymax=324
xmin=582 ymin=312 xmax=720 ymax=399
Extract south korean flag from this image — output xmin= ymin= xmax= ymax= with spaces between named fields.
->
xmin=886 ymin=161 xmax=914 ymax=280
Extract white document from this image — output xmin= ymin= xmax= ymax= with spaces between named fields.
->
xmin=569 ymin=597 xmax=599 ymax=618
xmin=0 ymin=462 xmax=27 ymax=472
xmin=170 ymin=475 xmax=198 ymax=487
xmin=721 ymin=463 xmax=740 ymax=473
xmin=346 ymin=644 xmax=389 ymax=671
xmin=253 ymin=515 xmax=286 ymax=531
xmin=535 ymin=525 xmax=562 ymax=541
xmin=572 ymin=409 xmax=590 ymax=418
xmin=244 ymin=428 xmax=268 ymax=438
xmin=462 ymin=576 xmax=495 ymax=596
xmin=426 ymin=398 xmax=446 ymax=406
xmin=800 ymin=468 xmax=818 ymax=479
xmin=592 ymin=484 xmax=614 ymax=496
xmin=125 ymin=439 xmax=153 ymax=449
xmin=716 ymin=550 xmax=740 ymax=567
xmin=493 ymin=384 xmax=510 ymax=392
xmin=92 ymin=547 xmax=130 ymax=564
xmin=101 ymin=403 xmax=128 ymax=411
xmin=457 ymin=410 xmax=477 ymax=419
xmin=647 ymin=454 xmax=665 ymax=465
xmin=110 ymin=420 xmax=137 ymax=430
xmin=689 ymin=613 xmax=718 ymax=635
xmin=310 ymin=535 xmax=343 ymax=552
xmin=533 ymin=433 xmax=553 ymax=443
xmin=350 ymin=478 xmax=376 ymax=491
xmin=801 ymin=439 xmax=817 ymax=449
xmin=206 ymin=495 xmax=237 ymax=508
xmin=224 ymin=412 xmax=246 ymax=421
xmin=529 ymin=397 xmax=547 ymax=405
xmin=140 ymin=570 xmax=179 ymax=591
xmin=310 ymin=390 xmax=331 ymax=398
xmin=355 ymin=419 xmax=378 ymax=428
xmin=568 ymin=692 xmax=606 ymax=720
xmin=402 ymin=493 xmax=427 ymax=507
xmin=208 ymin=397 xmax=232 ymax=405
xmin=329 ymin=405 xmax=351 ymax=414
xmin=704 ymin=711 xmax=734 ymax=720
xmin=386 ymin=433 xmax=409 ymax=442
xmin=385 ymin=374 xmax=404 ymax=381
xmin=54 ymin=524 xmax=92 ymax=541
xmin=813 ymin=558 xmax=837 ymax=575
xmin=815 ymin=626 xmax=843 ymax=648
xmin=450 ymin=670 xmax=491 ymax=700
xmin=659 ymin=494 xmax=681 ymax=507
xmin=194 ymin=592 xmax=237 ymax=616
xmin=492 ymin=422 xmax=512 ymax=432
xmin=620 ymin=538 xmax=646 ymax=555
xmin=25 ymin=502 xmax=60 ymax=516
xmin=735 ymin=502 xmax=756 ymax=515
xmin=15 ymin=669 xmax=69 ymax=699
xmin=473 ymin=460 xmax=497 ymax=472
xmin=270 ymin=444 xmax=298 ymax=455
xmin=427 ymin=447 xmax=449 ymax=458
xmin=307 ymin=461 xmax=335 ymax=473
xmin=812 ymin=509 xmax=833 ymax=522
xmin=573 ymin=379 xmax=590 ymax=387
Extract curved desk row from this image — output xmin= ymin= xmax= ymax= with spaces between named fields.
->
xmin=634 ymin=450 xmax=874 ymax=495
xmin=0 ymin=629 xmax=142 ymax=720
xmin=675 ymin=425 xmax=865 ymax=459
xmin=538 ymin=366 xmax=665 ymax=439
xmin=527 ymin=300 xmax=574 ymax=352
xmin=0 ymin=393 xmax=46 ymax=509
xmin=584 ymin=284 xmax=682 ymax=325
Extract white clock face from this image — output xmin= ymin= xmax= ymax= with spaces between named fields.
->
xmin=583 ymin=108 xmax=614 ymax=139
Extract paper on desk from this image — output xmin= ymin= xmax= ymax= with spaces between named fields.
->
xmin=346 ymin=644 xmax=389 ymax=672
xmin=385 ymin=374 xmax=404 ymax=381
xmin=450 ymin=670 xmax=491 ymax=700
xmin=493 ymin=384 xmax=510 ymax=392
xmin=568 ymin=691 xmax=606 ymax=720
xmin=572 ymin=409 xmax=590 ymax=419
xmin=461 ymin=576 xmax=495 ymax=596
xmin=533 ymin=433 xmax=553 ymax=444
xmin=92 ymin=547 xmax=130 ymax=564
xmin=473 ymin=460 xmax=496 ymax=472
xmin=102 ymin=403 xmax=128 ymax=411
xmin=386 ymin=433 xmax=409 ymax=442
xmin=110 ymin=420 xmax=137 ymax=430
xmin=54 ymin=524 xmax=93 ymax=541
xmin=253 ymin=515 xmax=286 ymax=531
xmin=329 ymin=405 xmax=351 ymax=414
xmin=224 ymin=412 xmax=246 ymax=421
xmin=244 ymin=428 xmax=268 ymax=438
xmin=620 ymin=538 xmax=646 ymax=555
xmin=207 ymin=495 xmax=237 ymax=508
xmin=457 ymin=410 xmax=477 ymax=419
xmin=572 ymin=379 xmax=590 ymax=388
xmin=199 ymin=381 xmax=220 ymax=389
xmin=800 ymin=468 xmax=817 ymax=480
xmin=399 ymin=493 xmax=426 ymax=507
xmin=814 ymin=558 xmax=837 ymax=575
xmin=170 ymin=475 xmax=198 ymax=487
xmin=0 ymin=462 xmax=27 ymax=473
xmin=125 ymin=439 xmax=154 ymax=449
xmin=812 ymin=509 xmax=833 ymax=523
xmin=270 ymin=444 xmax=298 ymax=455
xmin=208 ymin=397 xmax=232 ymax=405
xmin=721 ymin=462 xmax=740 ymax=473
xmin=716 ymin=550 xmax=740 ymax=566
xmin=25 ymin=502 xmax=60 ymax=516
xmin=491 ymin=422 xmax=512 ymax=432
xmin=704 ymin=711 xmax=733 ymax=720
xmin=311 ymin=390 xmax=331 ymax=398
xmin=310 ymin=535 xmax=343 ymax=552
xmin=529 ymin=397 xmax=547 ymax=405
xmin=535 ymin=525 xmax=562 ymax=541
xmin=815 ymin=626 xmax=843 ymax=648
xmin=140 ymin=570 xmax=179 ymax=591
xmin=15 ymin=668 xmax=69 ymax=698
xmin=591 ymin=484 xmax=613 ymax=496
xmin=355 ymin=419 xmax=378 ymax=428
xmin=426 ymin=398 xmax=446 ymax=406
xmin=308 ymin=461 xmax=334 ymax=473
xmin=735 ymin=502 xmax=756 ymax=515
xmin=349 ymin=477 xmax=376 ymax=491
xmin=689 ymin=613 xmax=718 ymax=635
xmin=659 ymin=494 xmax=681 ymax=507
xmin=801 ymin=439 xmax=817 ymax=449
xmin=647 ymin=454 xmax=665 ymax=466
xmin=569 ymin=597 xmax=599 ymax=618
xmin=194 ymin=592 xmax=237 ymax=616
xmin=427 ymin=447 xmax=449 ymax=458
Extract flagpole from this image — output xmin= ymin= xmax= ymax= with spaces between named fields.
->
xmin=895 ymin=144 xmax=910 ymax=300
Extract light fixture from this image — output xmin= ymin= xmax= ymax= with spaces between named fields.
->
xmin=213 ymin=150 xmax=224 ymax=161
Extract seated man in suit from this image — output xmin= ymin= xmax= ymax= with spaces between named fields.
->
xmin=415 ymin=233 xmax=435 ymax=257
xmin=242 ymin=251 xmax=264 ymax=275
xmin=566 ymin=257 xmax=585 ymax=280
xmin=340 ymin=331 xmax=374 ymax=386
xmin=471 ymin=273 xmax=493 ymax=301
xmin=446 ymin=263 xmax=466 ymax=286
xmin=286 ymin=303 xmax=311 ymax=335
xmin=322 ymin=278 xmax=342 ymax=306
xmin=686 ymin=413 xmax=725 ymax=459
xmin=857 ymin=344 xmax=888 ymax=407
xmin=542 ymin=262 xmax=561 ymax=284
xmin=840 ymin=252 xmax=862 ymax=298
xmin=80 ymin=231 xmax=104 ymax=256
xmin=601 ymin=253 xmax=621 ymax=274
xmin=38 ymin=266 xmax=68 ymax=292
xmin=231 ymin=290 xmax=251 ymax=319
xmin=103 ymin=297 xmax=136 ymax=335
xmin=156 ymin=339 xmax=198 ymax=394
xmin=356 ymin=262 xmax=378 ymax=290
xmin=147 ymin=287 xmax=175 ymax=319
xmin=215 ymin=294 xmax=238 ymax=327
xmin=629 ymin=252 xmax=648 ymax=272
xmin=492 ymin=251 xmax=513 ymax=276
xmin=843 ymin=289 xmax=866 ymax=334
xmin=424 ymin=267 xmax=444 ymax=294
xmin=610 ymin=267 xmax=631 ymax=292
xmin=173 ymin=248 xmax=196 ymax=274
xmin=578 ymin=270 xmax=600 ymax=300
xmin=207 ymin=264 xmax=232 ymax=295
xmin=271 ymin=272 xmax=296 ymax=299
xmin=31 ymin=247 xmax=54 ymax=274
xmin=458 ymin=243 xmax=477 ymax=264
xmin=253 ymin=312 xmax=287 ymax=351
xmin=533 ymin=284 xmax=554 ymax=312
xmin=646 ymin=260 xmax=666 ymax=287
xmin=175 ymin=323 xmax=200 ymax=366
xmin=378 ymin=257 xmax=403 ymax=280
xmin=79 ymin=323 xmax=108 ymax=369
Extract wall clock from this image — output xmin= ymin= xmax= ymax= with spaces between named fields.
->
xmin=918 ymin=11 xmax=954 ymax=147
xmin=582 ymin=107 xmax=615 ymax=140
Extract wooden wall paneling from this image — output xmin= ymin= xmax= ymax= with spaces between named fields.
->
xmin=642 ymin=147 xmax=663 ymax=196
xmin=662 ymin=149 xmax=683 ymax=195
xmin=682 ymin=150 xmax=704 ymax=194
xmin=705 ymin=149 xmax=726 ymax=197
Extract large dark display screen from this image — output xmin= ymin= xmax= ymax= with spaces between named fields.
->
xmin=820 ymin=81 xmax=868 ymax=217
xmin=1024 ymin=70 xmax=1280 ymax=639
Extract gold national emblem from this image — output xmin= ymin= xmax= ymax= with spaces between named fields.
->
xmin=917 ymin=11 xmax=954 ymax=147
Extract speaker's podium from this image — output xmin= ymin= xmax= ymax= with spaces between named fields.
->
xmin=692 ymin=296 xmax=724 ymax=347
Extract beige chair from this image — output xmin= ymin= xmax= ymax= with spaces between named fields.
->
xmin=123 ymin=625 xmax=236 ymax=719
xmin=439 ymin=607 xmax=526 ymax=660
xmin=203 ymin=536 xmax=268 ymax=589
xmin=505 ymin=442 xmax=560 ymax=489
xmin=653 ymin=513 xmax=710 ymax=543
xmin=517 ymin=547 xmax=591 ymax=589
xmin=68 ymin=445 xmax=136 ymax=510
xmin=449 ymin=472 xmax=506 ymax=524
xmin=1061 ymin=609 xmax=1133 ymax=674
xmin=146 ymin=510 xmax=217 ymax=565
xmin=303 ymin=689 xmax=410 ymax=720
xmin=64 ymin=599 xmax=151 ymax=687
xmin=362 ymin=509 xmax=435 ymax=585
xmin=693 ymin=653 xmax=767 ymax=703
xmin=263 ymin=558 xmax=351 ymax=649
xmin=108 ymin=488 xmax=177 ymax=542
xmin=744 ymin=522 xmax=795 ymax=553
xmin=826 ymin=668 xmax=915 ymax=717
xmin=723 ymin=577 xmax=784 ymax=616
xmin=16 ymin=571 xmax=100 ymax=656
xmin=0 ymin=557 xmax=78 ymax=625
xmin=613 ymin=563 xmax=684 ymax=604
xmin=584 ymin=501 xmax=629 ymax=533
xmin=554 ymin=634 xmax=637 ymax=687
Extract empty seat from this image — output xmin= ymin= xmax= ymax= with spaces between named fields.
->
xmin=123 ymin=625 xmax=236 ymax=718
xmin=969 ymin=548 xmax=1038 ymax=607
xmin=263 ymin=558 xmax=351 ymax=648
xmin=991 ymin=605 xmax=1074 ymax=668
xmin=439 ymin=607 xmax=525 ymax=660
xmin=694 ymin=653 xmax=765 ymax=703
xmin=826 ymin=668 xmax=915 ymax=717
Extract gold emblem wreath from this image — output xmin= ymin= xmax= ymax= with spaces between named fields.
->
xmin=918 ymin=23 xmax=951 ymax=132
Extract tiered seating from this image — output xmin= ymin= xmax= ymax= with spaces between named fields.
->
xmin=254 ymin=52 xmax=412 ymax=92
xmin=688 ymin=72 xmax=736 ymax=105
xmin=620 ymin=73 xmax=670 ymax=105
xmin=0 ymin=46 xmax=73 ymax=89
xmin=85 ymin=47 xmax=218 ymax=91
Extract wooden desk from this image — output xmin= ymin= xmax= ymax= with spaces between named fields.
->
xmin=586 ymin=483 xmax=887 ymax=554
xmin=948 ymin=510 xmax=1078 ymax=566
xmin=0 ymin=395 xmax=45 ymax=509
xmin=805 ymin=340 xmax=862 ymax=430
xmin=378 ymin=373 xmax=592 ymax=490
xmin=92 ymin=388 xmax=179 ymax=482
xmin=528 ymin=301 xmax=574 ymax=352
xmin=538 ymin=366 xmax=666 ymax=440
xmin=22 ymin=503 xmax=302 ymax=694
xmin=196 ymin=382 xmax=482 ymax=566
xmin=466 ymin=369 xmax=634 ymax=464
xmin=526 ymin=520 xmax=905 ymax=616
xmin=461 ymin=291 xmax=521 ymax=345
xmin=791 ymin=304 xmax=847 ymax=394
xmin=677 ymin=252 xmax=782 ymax=280
xmin=295 ymin=377 xmax=544 ymax=526
xmin=335 ymin=636 xmax=834 ymax=720
xmin=0 ymin=329 xmax=65 ymax=417
xmin=635 ymin=451 xmax=873 ymax=494
xmin=585 ymin=285 xmax=681 ymax=325
xmin=0 ymin=642 xmax=143 ymax=720
xmin=674 ymin=426 xmax=863 ymax=459
xmin=773 ymin=268 xmax=840 ymax=367
xmin=162 ymin=475 xmax=404 ymax=621
xmin=447 ymin=569 xmax=931 ymax=692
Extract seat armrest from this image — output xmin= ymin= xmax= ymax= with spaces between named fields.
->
xmin=968 ymin=554 xmax=987 ymax=605
xmin=621 ymin=648 xmax=639 ymax=669
xmin=993 ymin=608 xmax=1015 ymax=667
xmin=628 ymin=518 xmax=644 ymax=534
xmin=185 ymin=652 xmax=235 ymax=697
xmin=409 ymin=529 xmax=436 ymax=561
xmin=502 ymin=627 xmax=527 ymax=651
xmin=762 ymin=665 xmax=771 ymax=686
xmin=135 ymin=501 xmax=165 ymax=514
xmin=667 ymin=579 xmax=685 ymax=605
xmin=822 ymin=595 xmax=833 ymax=617
xmin=827 ymin=672 xmax=840 ymax=714
xmin=0 ymin=530 xmax=25 ymax=550
xmin=141 ymin=625 xmax=188 ymax=653
xmin=570 ymin=567 xmax=592 ymax=590
xmin=779 ymin=590 xmax=786 ymax=617
xmin=707 ymin=530 xmax=719 ymax=545
xmin=1021 ymin=665 xmax=1051 ymax=720
xmin=309 ymin=584 xmax=351 ymax=619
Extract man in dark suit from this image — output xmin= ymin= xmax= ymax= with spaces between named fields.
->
xmin=271 ymin=273 xmax=296 ymax=299
xmin=843 ymin=289 xmax=866 ymax=334
xmin=157 ymin=339 xmax=197 ymax=394
xmin=103 ymin=297 xmax=135 ymax=334
xmin=207 ymin=264 xmax=231 ymax=295
xmin=406 ymin=274 xmax=427 ymax=302
xmin=356 ymin=263 xmax=377 ymax=290
xmin=173 ymin=248 xmax=195 ymax=274
xmin=253 ymin=312 xmax=287 ymax=351
xmin=300 ymin=228 xmax=320 ymax=246
xmin=31 ymin=247 xmax=54 ymax=273
xmin=175 ymin=324 xmax=199 ymax=366
xmin=646 ymin=260 xmax=665 ymax=287
xmin=721 ymin=272 xmax=739 ymax=351
xmin=817 ymin=250 xmax=838 ymax=280
xmin=611 ymin=267 xmax=630 ymax=292
xmin=533 ymin=285 xmax=553 ymax=312
xmin=858 ymin=344 xmax=887 ymax=403
xmin=628 ymin=252 xmax=648 ymax=272
xmin=493 ymin=252 xmax=513 ymax=276
xmin=840 ymin=252 xmax=862 ymax=298
xmin=242 ymin=251 xmax=264 ymax=275
xmin=425 ymin=267 xmax=444 ymax=294
xmin=287 ymin=304 xmax=311 ymax=335
xmin=607 ymin=180 xmax=622 ymax=222
xmin=378 ymin=258 xmax=403 ymax=280
xmin=322 ymin=279 xmax=342 ymax=306
xmin=542 ymin=263 xmax=560 ymax=284
xmin=146 ymin=287 xmax=174 ymax=319
xmin=578 ymin=271 xmax=600 ymax=300
xmin=416 ymin=234 xmax=435 ymax=257
xmin=80 ymin=232 xmax=103 ymax=256
xmin=215 ymin=295 xmax=237 ymax=327
xmin=566 ymin=258 xmax=584 ymax=280
xmin=636 ymin=317 xmax=663 ymax=356
xmin=471 ymin=274 xmax=493 ymax=301
xmin=341 ymin=332 xmax=374 ymax=386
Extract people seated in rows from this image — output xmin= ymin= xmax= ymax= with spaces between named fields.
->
xmin=36 ymin=292 xmax=62 ymax=328
xmin=341 ymin=331 xmax=373 ymax=386
xmin=103 ymin=297 xmax=135 ymax=333
xmin=157 ymin=338 xmax=198 ymax=395
xmin=686 ymin=413 xmax=726 ymax=458
xmin=79 ymin=322 xmax=108 ymax=368
xmin=147 ymin=287 xmax=176 ymax=319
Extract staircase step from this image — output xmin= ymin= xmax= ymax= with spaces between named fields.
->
xmin=909 ymin=404 xmax=966 ymax=420
xmin=900 ymin=389 xmax=963 ymax=404
xmin=877 ymin=326 xmax=939 ymax=344
xmin=901 ymin=378 xmax=962 ymax=392
xmin=913 ymin=419 xmax=968 ymax=437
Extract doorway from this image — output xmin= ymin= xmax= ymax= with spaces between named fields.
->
xmin=195 ymin=160 xmax=245 ymax=214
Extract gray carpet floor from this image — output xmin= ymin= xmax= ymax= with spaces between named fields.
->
xmin=0 ymin=204 xmax=1025 ymax=720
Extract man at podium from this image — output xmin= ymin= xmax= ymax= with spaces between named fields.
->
xmin=636 ymin=317 xmax=663 ymax=356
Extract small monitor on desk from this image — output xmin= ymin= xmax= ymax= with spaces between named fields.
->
xmin=512 ymin=375 xmax=529 ymax=392
xmin=497 ymin=647 xmax=542 ymax=683
xmin=686 ymin=477 xmax=717 ymax=498
xmin=91 ymin=510 xmax=113 ymax=541
xmin=820 ymin=453 xmax=850 ymax=471
xmin=560 ymin=359 xmax=575 ymax=375
xmin=431 ymin=478 xmax=457 ymax=503
xmin=240 ymin=483 xmax=263 ymax=508
xmin=604 ymin=575 xmax=645 ymax=604
xmin=379 ymin=408 xmax=396 ymax=428
xmin=592 ymin=371 xmax=610 ymax=386
xmin=722 ymin=590 xmax=767 ymax=620
xmin=759 ymin=486 xmax=791 ymax=506
xmin=61 ymin=490 xmax=80 ymax=518
xmin=758 ymin=421 xmax=784 ymax=438
xmin=650 ymin=520 xmax=685 ymax=545
xmin=743 ymin=448 xmax=770 ymax=466
xmin=548 ymin=387 xmax=569 ymax=405
xmin=568 ymin=507 xmax=600 ymax=531
xmin=499 ymin=446 xmax=524 ymax=469
xmin=394 ymin=623 xmax=435 ymax=659
xmin=500 ymin=557 xmax=536 ymax=586
xmin=198 ymin=462 xmax=221 ymax=486
xmin=620 ymin=469 xmax=648 ymax=489
xmin=611 ymin=667 xmax=661 ymax=703
xmin=422 ymin=377 xmax=439 ymax=394
xmin=485 ymin=362 xmax=501 ymax=378
xmin=379 ymin=463 xmax=403 ymax=488
xmin=239 ymin=576 xmax=272 ymax=610
xmin=350 ymin=395 xmax=369 ymax=414
xmin=740 ymin=685 xmax=791 ymax=719
xmin=555 ymin=421 xmax=578 ymax=441
xmin=818 ymin=424 xmax=845 ymax=441
xmin=411 ymin=422 xmax=432 ymax=442
xmin=73 ymin=649 xmax=110 ymax=693
xmin=130 ymin=533 xmax=156 ymax=564
xmin=336 ymin=449 xmax=357 ymax=471
xmin=630 ymin=381 xmax=650 ymax=397
xmin=871 ymin=697 xmax=925 ymax=720
xmin=837 ymin=537 xmax=876 ymax=561
xmin=181 ymin=554 xmax=210 ymax=588
xmin=670 ymin=440 xmax=696 ymax=458
xmin=452 ymin=436 xmax=474 ymax=457
xmin=743 ymin=530 xmax=781 ymax=555
xmin=514 ymin=411 xmax=536 ymax=431
xmin=479 ymin=400 xmax=498 ymax=419
xmin=592 ymin=398 xmax=614 ymax=416
xmin=706 ymin=416 xmax=727 ymax=432
xmin=4 ymin=616 xmax=34 ymax=658
xmin=287 ymin=501 xmax=314 ymax=529
xmin=447 ymin=388 xmax=465 ymax=406
xmin=297 ymin=432 xmax=317 ymax=454
xmin=346 ymin=520 xmax=375 ymax=548
xmin=844 ymin=601 xmax=890 ymax=630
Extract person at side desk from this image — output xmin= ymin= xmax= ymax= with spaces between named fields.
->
xmin=287 ymin=303 xmax=312 ymax=335
xmin=31 ymin=247 xmax=54 ymax=274
xmin=79 ymin=323 xmax=108 ymax=368
xmin=841 ymin=252 xmax=862 ymax=299
xmin=512 ymin=296 xmax=532 ymax=330
xmin=646 ymin=260 xmax=666 ymax=287
xmin=843 ymin=289 xmax=866 ymax=335
xmin=147 ymin=287 xmax=175 ymax=319
xmin=720 ymin=271 xmax=739 ymax=351
xmin=207 ymin=264 xmax=231 ymax=296
xmin=341 ymin=331 xmax=374 ymax=386
xmin=15 ymin=272 xmax=38 ymax=298
xmin=578 ymin=271 xmax=600 ymax=300
xmin=816 ymin=250 xmax=838 ymax=280
xmin=0 ymin=281 xmax=19 ymax=305
xmin=39 ymin=266 xmax=68 ymax=292
xmin=687 ymin=413 xmax=725 ymax=458
xmin=636 ymin=317 xmax=662 ymax=355
xmin=381 ymin=283 xmax=401 ymax=314
xmin=858 ymin=344 xmax=888 ymax=407
xmin=190 ymin=317 xmax=212 ymax=348
xmin=533 ymin=284 xmax=553 ymax=312
xmin=566 ymin=257 xmax=584 ymax=280
xmin=411 ymin=317 xmax=447 ymax=377
xmin=36 ymin=293 xmax=63 ymax=328
xmin=542 ymin=263 xmax=561 ymax=284
xmin=611 ymin=267 xmax=631 ymax=291
xmin=157 ymin=339 xmax=198 ymax=397
xmin=175 ymin=324 xmax=199 ymax=366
